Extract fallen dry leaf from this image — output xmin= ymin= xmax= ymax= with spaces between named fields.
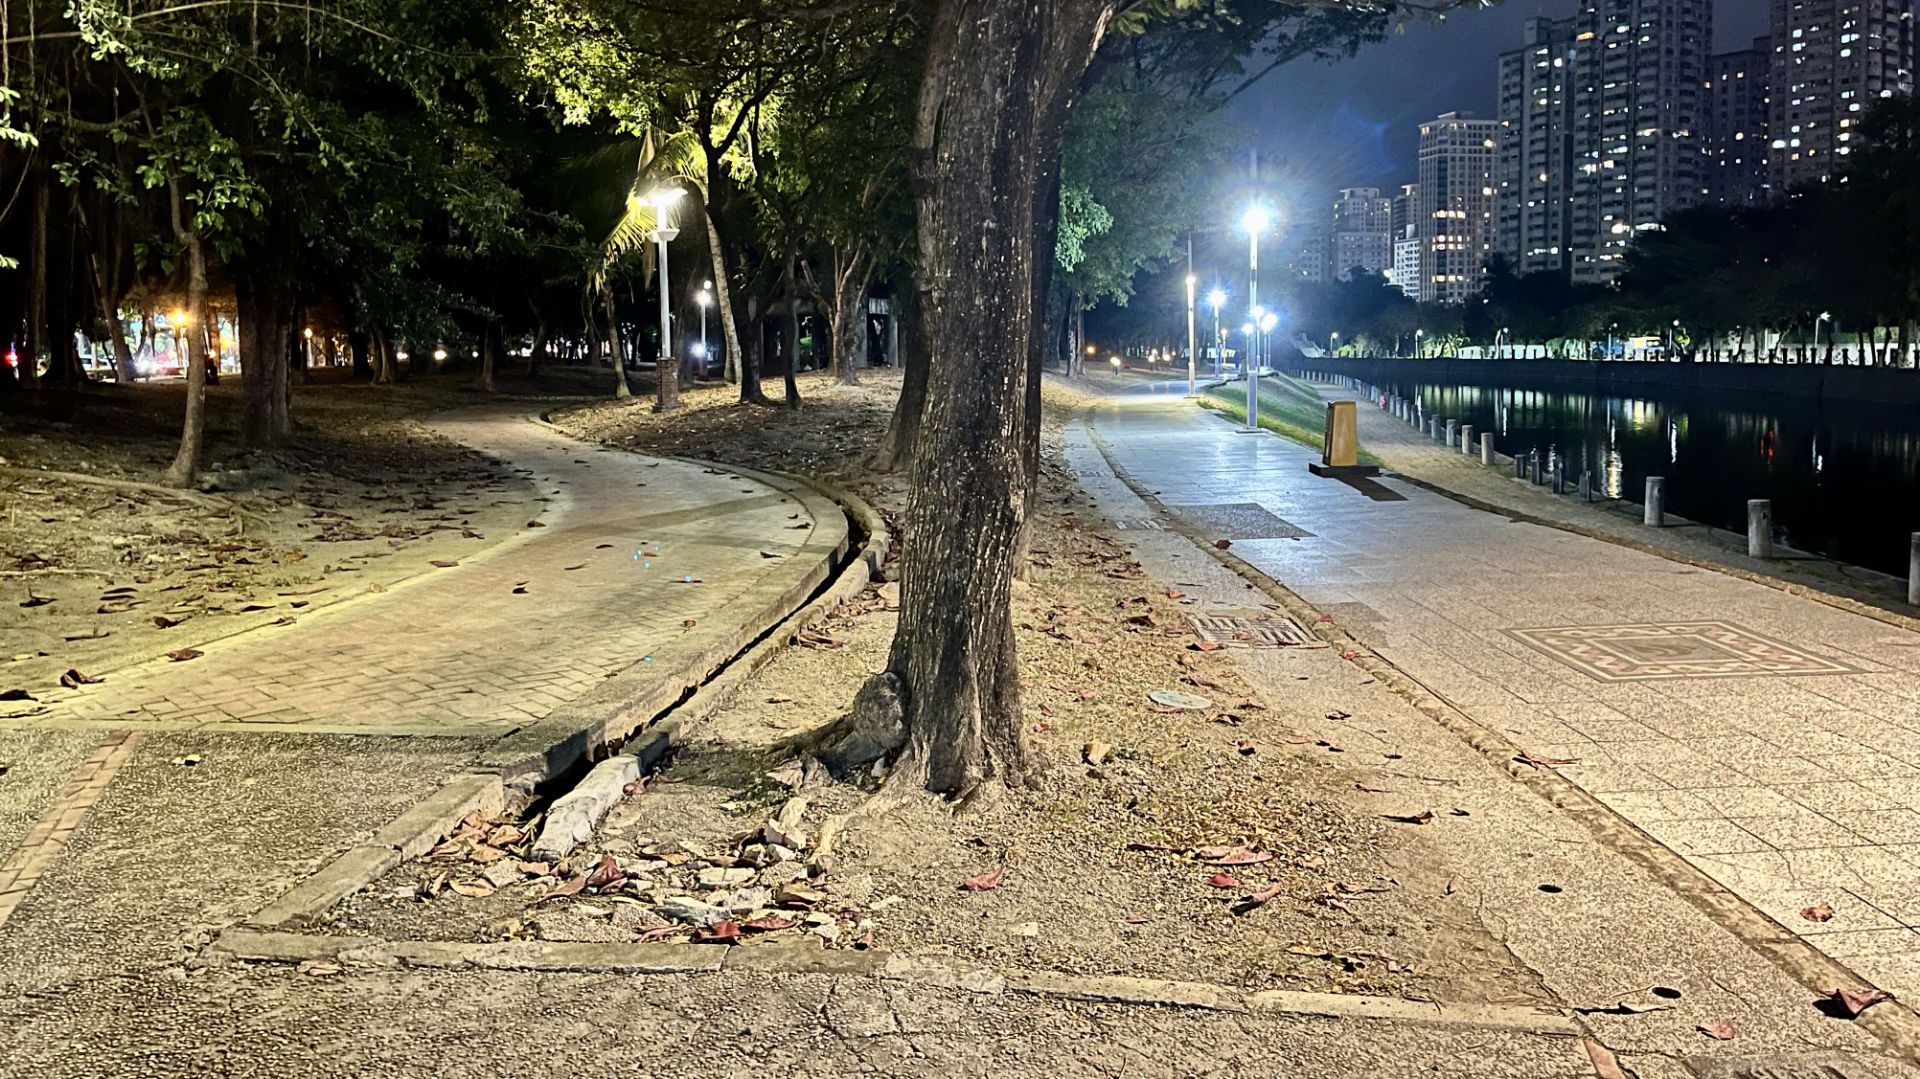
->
xmin=1213 ymin=539 xmax=1232 ymax=550
xmin=1205 ymin=872 xmax=1241 ymax=889
xmin=696 ymin=921 xmax=742 ymax=943
xmin=429 ymin=560 xmax=459 ymax=569
xmin=1825 ymin=986 xmax=1890 ymax=1018
xmin=741 ymin=914 xmax=798 ymax=932
xmin=297 ymin=960 xmax=342 ymax=977
xmin=166 ymin=649 xmax=203 ymax=662
xmin=1801 ymin=902 xmax=1835 ymax=922
xmin=152 ymin=614 xmax=187 ymax=629
xmin=448 ymin=878 xmax=495 ymax=898
xmin=538 ymin=874 xmax=587 ymax=903
xmin=1383 ymin=810 xmax=1435 ymax=825
xmin=1232 ymin=883 xmax=1285 ymax=915
xmin=961 ymin=866 xmax=1006 ymax=892
xmin=1697 ymin=1019 xmax=1735 ymax=1041
xmin=1516 ymin=749 xmax=1579 ymax=768
xmin=59 ymin=668 xmax=103 ymax=688
xmin=1082 ymin=741 xmax=1113 ymax=766
xmin=1195 ymin=847 xmax=1273 ymax=866
xmin=1583 ymin=1038 xmax=1629 ymax=1079
xmin=0 ymin=689 xmax=35 ymax=701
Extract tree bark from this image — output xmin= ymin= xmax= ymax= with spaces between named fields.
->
xmin=701 ymin=186 xmax=744 ymax=386
xmin=21 ymin=172 xmax=47 ymax=390
xmin=877 ymin=0 xmax=1111 ymax=796
xmin=477 ymin=322 xmax=499 ymax=392
xmin=604 ymin=285 xmax=631 ymax=400
xmin=831 ymin=246 xmax=869 ymax=386
xmin=238 ymin=275 xmax=293 ymax=449
xmin=161 ymin=184 xmax=211 ymax=488
xmin=526 ymin=316 xmax=548 ymax=380
xmin=873 ymin=282 xmax=929 ymax=471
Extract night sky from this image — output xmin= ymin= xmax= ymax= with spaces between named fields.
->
xmin=1226 ymin=0 xmax=1771 ymax=227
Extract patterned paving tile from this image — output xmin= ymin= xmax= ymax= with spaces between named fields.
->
xmin=1164 ymin=502 xmax=1314 ymax=540
xmin=1507 ymin=621 xmax=1858 ymax=683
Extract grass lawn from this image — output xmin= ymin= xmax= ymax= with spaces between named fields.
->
xmin=1198 ymin=373 xmax=1383 ymax=466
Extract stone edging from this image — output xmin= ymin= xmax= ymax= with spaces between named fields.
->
xmin=238 ymin=444 xmax=889 ymax=932
xmin=209 ymin=927 xmax=1578 ymax=1037
xmin=1078 ymin=404 xmax=1920 ymax=1061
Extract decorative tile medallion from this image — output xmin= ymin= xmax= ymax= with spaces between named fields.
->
xmin=1507 ymin=621 xmax=1857 ymax=683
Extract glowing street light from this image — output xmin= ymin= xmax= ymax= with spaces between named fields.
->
xmin=648 ymin=188 xmax=683 ymax=404
xmin=695 ymin=280 xmax=713 ymax=365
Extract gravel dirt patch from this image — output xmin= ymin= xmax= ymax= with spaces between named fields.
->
xmin=328 ymin=372 xmax=1548 ymax=1009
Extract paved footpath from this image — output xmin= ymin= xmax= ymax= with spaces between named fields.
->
xmin=0 ymin=406 xmax=843 ymax=1020
xmin=1090 ymin=382 xmax=1920 ymax=1002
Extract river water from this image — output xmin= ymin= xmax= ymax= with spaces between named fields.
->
xmin=1385 ymin=382 xmax=1920 ymax=579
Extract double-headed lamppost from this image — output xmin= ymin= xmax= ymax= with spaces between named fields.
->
xmin=648 ymin=188 xmax=683 ymax=409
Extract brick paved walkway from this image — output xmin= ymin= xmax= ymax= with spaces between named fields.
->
xmin=1085 ymin=383 xmax=1920 ymax=1001
xmin=14 ymin=407 xmax=846 ymax=738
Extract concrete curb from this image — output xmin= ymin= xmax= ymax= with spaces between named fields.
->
xmin=209 ymin=928 xmax=1576 ymax=1035
xmin=1080 ymin=404 xmax=1920 ymax=1061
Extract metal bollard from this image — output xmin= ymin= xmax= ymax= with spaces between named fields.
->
xmin=1644 ymin=477 xmax=1665 ymax=526
xmin=1445 ymin=419 xmax=1457 ymax=447
xmin=1480 ymin=432 xmax=1494 ymax=466
xmin=1530 ymin=451 xmax=1544 ymax=485
xmin=1910 ymin=533 xmax=1919 ymax=606
xmin=1460 ymin=425 xmax=1474 ymax=455
xmin=1748 ymin=499 xmax=1774 ymax=558
xmin=1552 ymin=458 xmax=1566 ymax=494
xmin=1578 ymin=469 xmax=1591 ymax=501
xmin=1514 ymin=453 xmax=1526 ymax=480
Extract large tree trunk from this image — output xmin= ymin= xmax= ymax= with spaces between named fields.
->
xmin=21 ymin=172 xmax=48 ymax=390
xmin=477 ymin=322 xmax=500 ymax=392
xmin=604 ymin=285 xmax=632 ymax=400
xmin=238 ymin=275 xmax=294 ymax=449
xmin=162 ymin=185 xmax=211 ymax=488
xmin=873 ymin=283 xmax=929 ymax=471
xmin=739 ymin=302 xmax=772 ymax=406
xmin=700 ymin=179 xmax=744 ymax=386
xmin=876 ymin=0 xmax=1110 ymax=796
xmin=831 ymin=246 xmax=868 ymax=387
xmin=526 ymin=316 xmax=548 ymax=380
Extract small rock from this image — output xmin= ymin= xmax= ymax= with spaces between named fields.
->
xmin=481 ymin=862 xmax=524 ymax=889
xmin=660 ymin=896 xmax=730 ymax=927
xmin=1010 ymin=922 xmax=1040 ymax=938
xmin=697 ymin=867 xmax=754 ymax=888
xmin=1083 ymin=741 xmax=1113 ymax=766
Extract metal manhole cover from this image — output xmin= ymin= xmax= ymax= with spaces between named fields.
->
xmin=1112 ymin=517 xmax=1164 ymax=531
xmin=1165 ymin=502 xmax=1314 ymax=540
xmin=1187 ymin=610 xmax=1317 ymax=648
xmin=1685 ymin=1051 xmax=1890 ymax=1079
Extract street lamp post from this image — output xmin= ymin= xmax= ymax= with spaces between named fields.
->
xmin=1207 ymin=288 xmax=1226 ymax=378
xmin=1414 ymin=328 xmax=1425 ymax=358
xmin=697 ymin=281 xmax=713 ymax=365
xmin=1241 ymin=206 xmax=1270 ymax=433
xmin=648 ymin=189 xmax=683 ymax=410
xmin=1185 ymin=274 xmax=1198 ymax=398
xmin=1813 ymin=310 xmax=1832 ymax=362
xmin=1330 ymin=331 xmax=1339 ymax=356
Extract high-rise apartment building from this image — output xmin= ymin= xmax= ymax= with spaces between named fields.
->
xmin=1389 ymin=183 xmax=1421 ymax=298
xmin=1705 ymin=37 xmax=1773 ymax=205
xmin=1496 ymin=18 xmax=1580 ymax=276
xmin=1416 ymin=112 xmax=1499 ymax=304
xmin=1492 ymin=1 xmax=1712 ymax=283
xmin=1570 ymin=0 xmax=1713 ymax=280
xmin=1289 ymin=233 xmax=1332 ymax=284
xmin=1330 ymin=187 xmax=1393 ymax=280
xmin=1768 ymin=0 xmax=1915 ymax=190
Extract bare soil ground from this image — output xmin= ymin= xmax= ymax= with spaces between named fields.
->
xmin=0 ymin=369 xmax=604 ymax=709
xmin=328 ymin=370 xmax=1547 ymax=1010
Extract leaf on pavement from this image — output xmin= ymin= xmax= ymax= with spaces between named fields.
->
xmin=59 ymin=668 xmax=103 ymax=687
xmin=1697 ymin=1020 xmax=1735 ymax=1041
xmin=1801 ymin=902 xmax=1835 ymax=922
xmin=1583 ymin=1038 xmax=1629 ymax=1079
xmin=538 ymin=874 xmax=587 ymax=903
xmin=20 ymin=592 xmax=55 ymax=608
xmin=297 ymin=960 xmax=343 ymax=977
xmin=368 ymin=582 xmax=388 ymax=593
xmin=1213 ymin=539 xmax=1231 ymax=550
xmin=153 ymin=614 xmax=187 ymax=628
xmin=429 ymin=560 xmax=459 ymax=568
xmin=584 ymin=853 xmax=624 ymax=890
xmin=166 ymin=649 xmax=203 ymax=662
xmin=1516 ymin=749 xmax=1579 ymax=768
xmin=1825 ymin=986 xmax=1890 ymax=1018
xmin=696 ymin=920 xmax=742 ymax=943
xmin=1383 ymin=810 xmax=1434 ymax=825
xmin=1205 ymin=872 xmax=1240 ymax=889
xmin=961 ymin=866 xmax=1005 ymax=892
xmin=448 ymin=878 xmax=495 ymax=898
xmin=563 ymin=563 xmax=588 ymax=571
xmin=0 ymin=689 xmax=35 ymax=701
xmin=742 ymin=914 xmax=797 ymax=932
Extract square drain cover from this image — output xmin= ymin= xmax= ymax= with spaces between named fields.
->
xmin=1686 ymin=1052 xmax=1891 ymax=1079
xmin=1165 ymin=502 xmax=1314 ymax=540
xmin=1112 ymin=517 xmax=1164 ymax=531
xmin=1188 ymin=610 xmax=1317 ymax=648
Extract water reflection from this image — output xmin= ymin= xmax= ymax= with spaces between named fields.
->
xmin=1394 ymin=382 xmax=1920 ymax=576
